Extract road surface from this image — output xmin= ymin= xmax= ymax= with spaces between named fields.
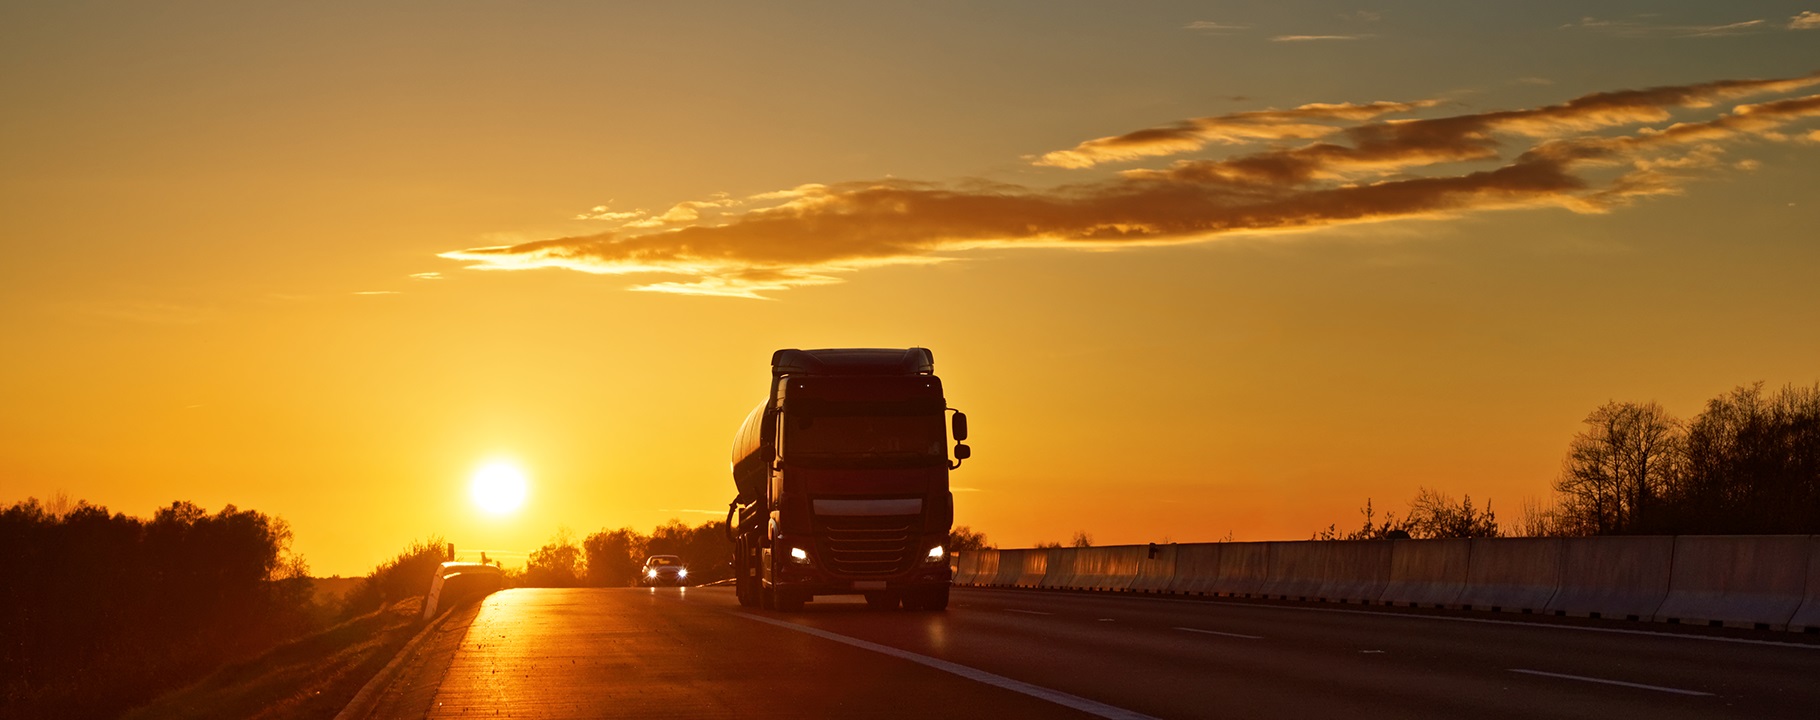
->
xmin=385 ymin=586 xmax=1820 ymax=719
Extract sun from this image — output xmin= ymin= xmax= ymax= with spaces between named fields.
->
xmin=470 ymin=462 xmax=528 ymax=515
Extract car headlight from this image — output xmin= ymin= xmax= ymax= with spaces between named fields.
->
xmin=925 ymin=545 xmax=945 ymax=563
xmin=677 ymin=568 xmax=688 ymax=578
xmin=646 ymin=569 xmax=657 ymax=578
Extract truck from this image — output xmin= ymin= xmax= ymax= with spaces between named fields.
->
xmin=726 ymin=348 xmax=970 ymax=612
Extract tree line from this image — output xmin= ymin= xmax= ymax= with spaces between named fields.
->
xmin=0 ymin=498 xmax=319 ymax=719
xmin=1313 ymin=380 xmax=1820 ymax=540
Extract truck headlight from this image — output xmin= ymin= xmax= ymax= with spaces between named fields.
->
xmin=925 ymin=545 xmax=945 ymax=563
xmin=789 ymin=546 xmax=811 ymax=564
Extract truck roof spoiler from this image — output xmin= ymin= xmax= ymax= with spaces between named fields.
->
xmin=771 ymin=348 xmax=934 ymax=376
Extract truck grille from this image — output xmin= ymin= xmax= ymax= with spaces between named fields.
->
xmin=816 ymin=514 xmax=919 ymax=576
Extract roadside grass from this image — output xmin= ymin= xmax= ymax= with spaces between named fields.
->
xmin=121 ymin=598 xmax=426 ymax=720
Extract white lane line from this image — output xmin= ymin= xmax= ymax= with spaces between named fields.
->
xmin=737 ymin=613 xmax=1162 ymax=720
xmin=1174 ymin=626 xmax=1264 ymax=640
xmin=1508 ymin=668 xmax=1715 ymax=697
xmin=1004 ymin=608 xmax=1053 ymax=616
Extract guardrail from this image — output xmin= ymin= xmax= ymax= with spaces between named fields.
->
xmin=951 ymin=534 xmax=1820 ymax=632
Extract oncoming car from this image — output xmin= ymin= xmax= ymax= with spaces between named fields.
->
xmin=641 ymin=555 xmax=688 ymax=586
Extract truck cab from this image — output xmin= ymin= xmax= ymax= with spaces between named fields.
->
xmin=728 ymin=348 xmax=970 ymax=611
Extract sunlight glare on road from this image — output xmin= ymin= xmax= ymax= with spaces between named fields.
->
xmin=470 ymin=462 xmax=528 ymax=515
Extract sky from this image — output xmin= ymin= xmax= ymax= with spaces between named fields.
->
xmin=4 ymin=1 xmax=1819 ymax=576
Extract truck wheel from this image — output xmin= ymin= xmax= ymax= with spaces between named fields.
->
xmin=908 ymin=586 xmax=949 ymax=611
xmin=775 ymin=587 xmax=806 ymax=612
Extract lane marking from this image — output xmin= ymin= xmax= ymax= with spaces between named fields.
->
xmin=956 ymin=589 xmax=1820 ymax=651
xmin=1174 ymin=626 xmax=1264 ymax=640
xmin=1005 ymin=609 xmax=1053 ymax=616
xmin=736 ymin=613 xmax=1162 ymax=720
xmin=1508 ymin=668 xmax=1715 ymax=697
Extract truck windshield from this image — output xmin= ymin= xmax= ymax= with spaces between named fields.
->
xmin=785 ymin=412 xmax=946 ymax=466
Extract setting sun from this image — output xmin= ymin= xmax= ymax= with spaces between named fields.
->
xmin=470 ymin=463 xmax=528 ymax=516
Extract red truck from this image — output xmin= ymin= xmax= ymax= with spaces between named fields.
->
xmin=727 ymin=348 xmax=970 ymax=611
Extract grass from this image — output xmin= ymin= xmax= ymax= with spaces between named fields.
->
xmin=120 ymin=598 xmax=427 ymax=720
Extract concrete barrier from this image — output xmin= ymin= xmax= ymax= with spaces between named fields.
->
xmin=1011 ymin=549 xmax=1051 ymax=588
xmin=1379 ymin=539 xmax=1471 ymax=608
xmin=1129 ymin=543 xmax=1178 ymax=594
xmin=1165 ymin=543 xmax=1225 ymax=595
xmin=1789 ymin=536 xmax=1820 ymax=633
xmin=422 ymin=562 xmax=503 ymax=620
xmin=1545 ymin=535 xmax=1672 ymax=620
xmin=1655 ymin=535 xmax=1811 ymax=630
xmin=964 ymin=549 xmax=1000 ymax=587
xmin=988 ymin=549 xmax=1026 ymax=587
xmin=1213 ymin=542 xmax=1271 ymax=597
xmin=1316 ymin=540 xmax=1394 ymax=604
xmin=1456 ymin=537 xmax=1562 ymax=613
xmin=1260 ymin=542 xmax=1331 ymax=601
xmin=1073 ymin=545 xmax=1144 ymax=592
xmin=951 ymin=552 xmax=980 ymax=586
xmin=1040 ymin=548 xmax=1084 ymax=590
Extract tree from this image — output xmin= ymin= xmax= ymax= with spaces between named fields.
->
xmin=583 ymin=528 xmax=646 ymax=587
xmin=1404 ymin=488 xmax=1498 ymax=538
xmin=1555 ymin=400 xmax=1681 ymax=535
xmin=948 ymin=525 xmax=991 ymax=551
xmin=524 ymin=528 xmax=584 ymax=587
xmin=1676 ymin=382 xmax=1820 ymax=533
xmin=1068 ymin=530 xmax=1093 ymax=548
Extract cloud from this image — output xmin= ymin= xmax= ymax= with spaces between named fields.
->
xmin=410 ymin=272 xmax=443 ymax=280
xmin=1793 ymin=11 xmax=1820 ymax=29
xmin=1271 ymin=34 xmax=1366 ymax=42
xmin=441 ymin=74 xmax=1820 ymax=298
xmin=1184 ymin=20 xmax=1249 ymax=32
xmin=1034 ymin=101 xmax=1435 ymax=169
xmin=353 ymin=290 xmax=401 ymax=296
xmin=1564 ymin=16 xmax=1773 ymax=37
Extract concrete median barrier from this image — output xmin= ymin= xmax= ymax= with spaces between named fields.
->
xmin=1790 ymin=536 xmax=1820 ymax=633
xmin=988 ymin=549 xmax=1026 ymax=587
xmin=1655 ymin=535 xmax=1811 ymax=630
xmin=1010 ymin=549 xmax=1051 ymax=588
xmin=964 ymin=549 xmax=1000 ymax=587
xmin=1260 ymin=542 xmax=1331 ymax=601
xmin=1380 ymin=539 xmax=1470 ymax=608
xmin=1072 ymin=545 xmax=1143 ymax=592
xmin=951 ymin=552 xmax=980 ymax=586
xmin=1040 ymin=548 xmax=1083 ymax=590
xmin=1545 ymin=535 xmax=1671 ymax=620
xmin=1455 ymin=537 xmax=1563 ymax=613
xmin=1165 ymin=543 xmax=1224 ymax=595
xmin=1129 ymin=543 xmax=1178 ymax=594
xmin=1316 ymin=540 xmax=1393 ymax=604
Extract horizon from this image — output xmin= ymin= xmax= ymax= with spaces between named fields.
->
xmin=5 ymin=2 xmax=1820 ymax=577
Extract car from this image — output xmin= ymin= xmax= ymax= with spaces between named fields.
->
xmin=641 ymin=555 xmax=689 ymax=586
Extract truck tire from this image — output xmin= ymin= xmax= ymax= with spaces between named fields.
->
xmin=906 ymin=585 xmax=949 ymax=611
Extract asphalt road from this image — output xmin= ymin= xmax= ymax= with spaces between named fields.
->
xmin=400 ymin=586 xmax=1820 ymax=719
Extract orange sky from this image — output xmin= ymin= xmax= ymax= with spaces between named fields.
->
xmin=5 ymin=3 xmax=1820 ymax=575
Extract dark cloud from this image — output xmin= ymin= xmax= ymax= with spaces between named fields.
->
xmin=442 ymin=74 xmax=1820 ymax=298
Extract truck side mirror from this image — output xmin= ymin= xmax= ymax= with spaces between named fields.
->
xmin=954 ymin=444 xmax=970 ymax=460
xmin=952 ymin=412 xmax=968 ymax=441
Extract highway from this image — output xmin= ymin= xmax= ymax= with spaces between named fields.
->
xmin=378 ymin=587 xmax=1820 ymax=719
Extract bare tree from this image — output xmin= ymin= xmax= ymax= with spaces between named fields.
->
xmin=1555 ymin=400 xmax=1681 ymax=534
